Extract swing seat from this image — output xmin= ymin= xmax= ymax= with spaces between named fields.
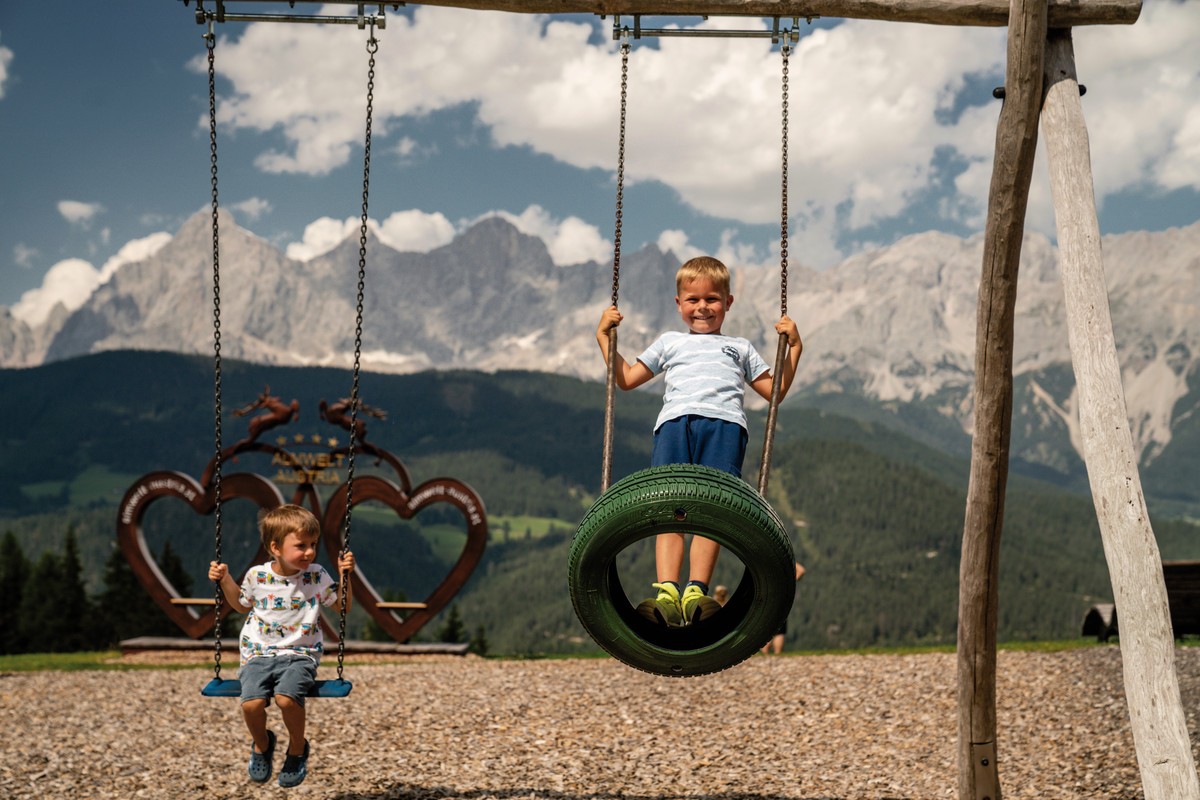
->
xmin=569 ymin=464 xmax=795 ymax=677
xmin=201 ymin=678 xmax=353 ymax=698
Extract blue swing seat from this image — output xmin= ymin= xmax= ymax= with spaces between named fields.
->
xmin=201 ymin=678 xmax=353 ymax=698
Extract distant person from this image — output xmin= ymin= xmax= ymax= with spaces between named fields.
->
xmin=713 ymin=584 xmax=729 ymax=607
xmin=762 ymin=561 xmax=806 ymax=654
xmin=209 ymin=504 xmax=355 ymax=788
xmin=597 ymin=255 xmax=803 ymax=627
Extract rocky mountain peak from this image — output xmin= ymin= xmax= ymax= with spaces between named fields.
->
xmin=4 ymin=214 xmax=1199 ymax=475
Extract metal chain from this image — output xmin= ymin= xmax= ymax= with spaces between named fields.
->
xmin=779 ymin=40 xmax=791 ymax=318
xmin=337 ymin=28 xmax=376 ymax=681
xmin=610 ymin=37 xmax=630 ymax=308
xmin=758 ymin=38 xmax=793 ymax=498
xmin=206 ymin=29 xmax=225 ymax=681
xmin=600 ymin=35 xmax=630 ymax=494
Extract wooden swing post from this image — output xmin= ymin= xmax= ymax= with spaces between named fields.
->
xmin=1040 ymin=28 xmax=1200 ymax=800
xmin=956 ymin=1 xmax=1044 ymax=798
xmin=959 ymin=4 xmax=1198 ymax=797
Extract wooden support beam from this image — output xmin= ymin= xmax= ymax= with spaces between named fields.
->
xmin=1041 ymin=28 xmax=1200 ymax=800
xmin=956 ymin=0 xmax=1045 ymax=798
xmin=409 ymin=0 xmax=1139 ymax=27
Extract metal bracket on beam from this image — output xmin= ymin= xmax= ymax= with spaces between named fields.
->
xmin=993 ymin=84 xmax=1085 ymax=99
xmin=608 ymin=14 xmax=812 ymax=43
xmin=184 ymin=0 xmax=403 ymax=28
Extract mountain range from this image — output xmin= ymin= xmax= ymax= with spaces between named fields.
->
xmin=4 ymin=212 xmax=1199 ymax=513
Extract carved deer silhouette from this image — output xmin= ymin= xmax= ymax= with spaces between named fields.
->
xmin=319 ymin=397 xmax=387 ymax=441
xmin=233 ymin=385 xmax=300 ymax=443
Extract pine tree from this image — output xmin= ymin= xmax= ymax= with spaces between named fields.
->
xmin=97 ymin=541 xmax=183 ymax=644
xmin=58 ymin=528 xmax=93 ymax=651
xmin=159 ymin=540 xmax=193 ymax=598
xmin=469 ymin=624 xmax=489 ymax=657
xmin=437 ymin=604 xmax=466 ymax=643
xmin=0 ymin=532 xmax=30 ymax=654
xmin=19 ymin=551 xmax=64 ymax=653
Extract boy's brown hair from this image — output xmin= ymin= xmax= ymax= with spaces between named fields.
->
xmin=259 ymin=503 xmax=321 ymax=551
xmin=676 ymin=256 xmax=731 ymax=297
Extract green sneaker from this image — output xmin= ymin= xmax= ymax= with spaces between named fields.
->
xmin=636 ymin=582 xmax=683 ymax=627
xmin=681 ymin=584 xmax=721 ymax=625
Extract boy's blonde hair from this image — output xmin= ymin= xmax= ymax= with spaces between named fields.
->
xmin=676 ymin=256 xmax=731 ymax=297
xmin=259 ymin=503 xmax=321 ymax=550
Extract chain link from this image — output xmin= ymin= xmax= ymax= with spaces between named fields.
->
xmin=206 ymin=31 xmax=226 ymax=681
xmin=779 ymin=41 xmax=790 ymax=318
xmin=610 ymin=38 xmax=630 ymax=308
xmin=758 ymin=38 xmax=795 ymax=498
xmin=337 ymin=29 xmax=376 ymax=681
xmin=600 ymin=36 xmax=630 ymax=494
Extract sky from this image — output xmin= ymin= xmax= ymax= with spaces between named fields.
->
xmin=1 ymin=1 xmax=1198 ymax=327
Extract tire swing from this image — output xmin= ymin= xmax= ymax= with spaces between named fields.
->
xmin=570 ymin=27 xmax=799 ymax=677
xmin=196 ymin=11 xmax=381 ymax=698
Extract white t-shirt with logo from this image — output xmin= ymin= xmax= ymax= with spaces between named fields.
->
xmin=637 ymin=331 xmax=771 ymax=432
xmin=237 ymin=561 xmax=340 ymax=665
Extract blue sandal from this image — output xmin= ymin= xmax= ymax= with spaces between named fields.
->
xmin=248 ymin=730 xmax=276 ymax=783
xmin=278 ymin=739 xmax=310 ymax=788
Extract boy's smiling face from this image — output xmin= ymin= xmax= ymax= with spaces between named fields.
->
xmin=676 ymin=276 xmax=732 ymax=336
xmin=270 ymin=528 xmax=320 ymax=576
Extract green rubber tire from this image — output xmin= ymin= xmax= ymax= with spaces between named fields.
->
xmin=569 ymin=464 xmax=795 ymax=677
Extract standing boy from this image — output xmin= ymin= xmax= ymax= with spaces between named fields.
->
xmin=596 ymin=255 xmax=802 ymax=626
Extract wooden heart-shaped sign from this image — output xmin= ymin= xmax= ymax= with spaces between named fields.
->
xmin=322 ymin=474 xmax=488 ymax=643
xmin=116 ymin=470 xmax=282 ymax=638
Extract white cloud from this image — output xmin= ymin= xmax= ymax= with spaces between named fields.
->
xmin=9 ymin=232 xmax=170 ymax=327
xmin=139 ymin=212 xmax=175 ymax=228
xmin=97 ymin=232 xmax=172 ymax=284
xmin=287 ymin=210 xmax=458 ymax=260
xmin=13 ymin=243 xmax=37 ymax=269
xmin=481 ymin=205 xmax=610 ymax=265
xmin=1072 ymin=2 xmax=1200 ymax=197
xmin=285 ymin=205 xmax=604 ymax=265
xmin=202 ymin=3 xmax=1197 ymax=266
xmin=58 ymin=200 xmax=105 ymax=226
xmin=11 ymin=259 xmax=99 ymax=327
xmin=286 ymin=216 xmax=361 ymax=261
xmin=231 ymin=197 xmax=272 ymax=221
xmin=946 ymin=1 xmax=1200 ymax=239
xmin=0 ymin=39 xmax=12 ymax=100
xmin=377 ymin=210 xmax=455 ymax=253
xmin=656 ymin=230 xmax=704 ymax=263
xmin=657 ymin=228 xmax=783 ymax=272
xmin=392 ymin=136 xmax=426 ymax=163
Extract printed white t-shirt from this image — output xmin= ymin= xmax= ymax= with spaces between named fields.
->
xmin=237 ymin=561 xmax=340 ymax=665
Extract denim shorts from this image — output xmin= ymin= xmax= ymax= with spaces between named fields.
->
xmin=239 ymin=654 xmax=318 ymax=706
xmin=651 ymin=415 xmax=749 ymax=478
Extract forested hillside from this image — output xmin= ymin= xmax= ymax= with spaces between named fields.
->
xmin=3 ymin=351 xmax=1197 ymax=654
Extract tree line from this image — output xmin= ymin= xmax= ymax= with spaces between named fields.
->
xmin=0 ymin=528 xmax=489 ymax=656
xmin=0 ymin=528 xmax=198 ymax=654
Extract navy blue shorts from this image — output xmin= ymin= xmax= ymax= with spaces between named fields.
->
xmin=239 ymin=654 xmax=317 ymax=707
xmin=651 ymin=415 xmax=748 ymax=478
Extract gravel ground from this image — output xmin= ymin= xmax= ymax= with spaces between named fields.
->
xmin=3 ymin=646 xmax=1197 ymax=800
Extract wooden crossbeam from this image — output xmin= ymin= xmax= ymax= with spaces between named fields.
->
xmin=377 ymin=601 xmax=430 ymax=609
xmin=410 ymin=0 xmax=1140 ymax=27
xmin=169 ymin=597 xmax=218 ymax=606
